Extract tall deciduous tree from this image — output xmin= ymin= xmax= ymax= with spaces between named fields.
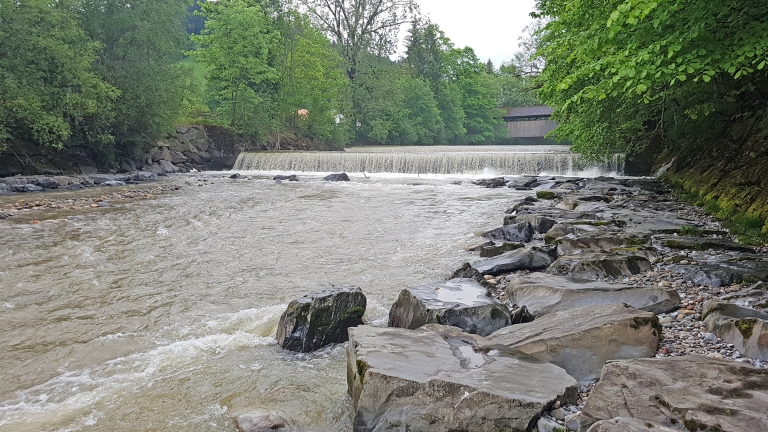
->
xmin=190 ymin=0 xmax=280 ymax=138
xmin=79 ymin=0 xmax=194 ymax=161
xmin=301 ymin=0 xmax=418 ymax=82
xmin=274 ymin=11 xmax=349 ymax=145
xmin=0 ymin=0 xmax=117 ymax=153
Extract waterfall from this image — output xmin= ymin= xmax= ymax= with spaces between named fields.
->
xmin=232 ymin=146 xmax=625 ymax=176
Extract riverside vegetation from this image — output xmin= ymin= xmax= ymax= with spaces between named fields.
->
xmin=0 ymin=0 xmax=540 ymax=176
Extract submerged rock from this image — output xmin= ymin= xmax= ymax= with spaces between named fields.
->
xmin=703 ymin=300 xmax=768 ymax=361
xmin=582 ymin=356 xmax=768 ymax=432
xmin=506 ymin=273 xmax=681 ymax=317
xmin=276 ymin=286 xmax=366 ymax=352
xmin=234 ymin=413 xmax=293 ymax=432
xmin=323 ymin=173 xmax=350 ymax=181
xmin=273 ymin=174 xmax=299 ymax=181
xmin=472 ymin=246 xmax=558 ymax=276
xmin=347 ymin=325 xmax=577 ymax=432
xmin=546 ymin=253 xmax=652 ymax=280
xmin=486 ymin=303 xmax=661 ymax=382
xmin=388 ymin=278 xmax=511 ymax=336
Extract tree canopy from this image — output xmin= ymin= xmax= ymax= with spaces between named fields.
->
xmin=535 ymin=0 xmax=768 ymax=159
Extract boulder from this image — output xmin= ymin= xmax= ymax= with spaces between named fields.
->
xmin=472 ymin=246 xmax=558 ymax=276
xmin=703 ymin=301 xmax=768 ymax=361
xmin=582 ymin=356 xmax=768 ymax=432
xmin=510 ymin=214 xmax=556 ymax=234
xmin=478 ymin=242 xmax=524 ymax=258
xmin=134 ymin=171 xmax=158 ymax=181
xmin=481 ymin=222 xmax=534 ymax=243
xmin=652 ymin=235 xmax=754 ymax=252
xmin=34 ymin=177 xmax=59 ymax=189
xmin=670 ymin=261 xmax=768 ymax=287
xmin=587 ymin=418 xmax=678 ymax=432
xmin=276 ymin=286 xmax=366 ymax=352
xmin=159 ymin=160 xmax=178 ymax=173
xmin=323 ymin=173 xmax=350 ymax=181
xmin=505 ymin=273 xmax=681 ymax=317
xmin=169 ymin=150 xmax=187 ymax=164
xmin=103 ymin=180 xmax=126 ymax=187
xmin=485 ymin=303 xmax=661 ymax=382
xmin=347 ymin=325 xmax=577 ymax=432
xmin=190 ymin=138 xmax=209 ymax=152
xmin=11 ymin=184 xmax=44 ymax=192
xmin=273 ymin=174 xmax=299 ymax=181
xmin=556 ymin=233 xmax=649 ymax=255
xmin=546 ymin=253 xmax=652 ymax=280
xmin=388 ymin=278 xmax=511 ymax=336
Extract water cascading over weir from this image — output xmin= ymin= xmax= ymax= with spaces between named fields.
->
xmin=232 ymin=145 xmax=625 ymax=176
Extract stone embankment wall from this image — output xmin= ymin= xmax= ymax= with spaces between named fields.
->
xmin=141 ymin=125 xmax=244 ymax=174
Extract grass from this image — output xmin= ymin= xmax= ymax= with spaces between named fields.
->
xmin=678 ymin=225 xmax=703 ymax=236
xmin=179 ymin=56 xmax=209 ymax=86
xmin=675 ymin=189 xmax=768 ymax=246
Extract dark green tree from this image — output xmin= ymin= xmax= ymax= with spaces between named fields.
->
xmin=0 ymin=0 xmax=117 ymax=154
xmin=79 ymin=0 xmax=195 ymax=162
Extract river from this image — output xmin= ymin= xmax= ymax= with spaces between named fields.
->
xmin=0 ymin=146 xmax=621 ymax=431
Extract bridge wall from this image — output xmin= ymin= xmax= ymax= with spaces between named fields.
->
xmin=507 ymin=119 xmax=559 ymax=138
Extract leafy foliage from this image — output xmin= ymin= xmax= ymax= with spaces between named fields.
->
xmin=190 ymin=0 xmax=281 ymax=138
xmin=535 ymin=0 xmax=768 ymax=159
xmin=0 ymin=0 xmax=117 ymax=152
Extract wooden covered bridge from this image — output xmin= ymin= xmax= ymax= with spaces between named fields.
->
xmin=503 ymin=105 xmax=558 ymax=143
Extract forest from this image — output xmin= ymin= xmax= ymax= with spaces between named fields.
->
xmin=0 ymin=0 xmax=540 ymax=168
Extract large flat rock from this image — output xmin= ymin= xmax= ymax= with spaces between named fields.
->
xmin=505 ymin=273 xmax=681 ymax=317
xmin=276 ymin=286 xmax=366 ymax=352
xmin=347 ymin=325 xmax=577 ymax=432
xmin=546 ymin=253 xmax=652 ymax=280
xmin=472 ymin=246 xmax=558 ymax=276
xmin=703 ymin=301 xmax=768 ymax=361
xmin=387 ymin=278 xmax=511 ymax=336
xmin=587 ymin=418 xmax=678 ymax=432
xmin=485 ymin=303 xmax=661 ymax=382
xmin=582 ymin=356 xmax=768 ymax=432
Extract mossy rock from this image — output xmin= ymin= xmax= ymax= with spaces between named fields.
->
xmin=536 ymin=190 xmax=557 ymax=200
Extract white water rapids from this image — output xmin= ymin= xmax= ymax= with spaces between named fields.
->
xmin=0 ymin=146 xmax=622 ymax=431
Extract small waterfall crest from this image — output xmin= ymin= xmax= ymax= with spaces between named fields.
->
xmin=233 ymin=146 xmax=624 ymax=176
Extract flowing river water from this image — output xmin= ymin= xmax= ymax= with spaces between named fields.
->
xmin=0 ymin=146 xmax=621 ymax=431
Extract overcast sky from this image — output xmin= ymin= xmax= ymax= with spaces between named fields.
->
xmin=398 ymin=0 xmax=538 ymax=66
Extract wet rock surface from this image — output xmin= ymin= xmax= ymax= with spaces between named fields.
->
xmin=347 ymin=325 xmax=577 ymax=432
xmin=485 ymin=303 xmax=661 ymax=382
xmin=581 ymin=356 xmax=768 ymax=432
xmin=472 ymin=246 xmax=558 ymax=276
xmin=387 ymin=278 xmax=511 ymax=336
xmin=277 ymin=286 xmax=366 ymax=352
xmin=505 ymin=273 xmax=681 ymax=316
xmin=546 ymin=253 xmax=652 ymax=280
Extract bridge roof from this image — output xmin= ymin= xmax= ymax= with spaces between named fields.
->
xmin=505 ymin=105 xmax=554 ymax=118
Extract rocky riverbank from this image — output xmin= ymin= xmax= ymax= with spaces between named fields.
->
xmin=296 ymin=174 xmax=768 ymax=432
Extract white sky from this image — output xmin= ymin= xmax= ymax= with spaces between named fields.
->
xmin=399 ymin=0 xmax=538 ymax=66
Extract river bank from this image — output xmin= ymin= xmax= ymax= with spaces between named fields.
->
xmin=342 ymin=173 xmax=768 ymax=431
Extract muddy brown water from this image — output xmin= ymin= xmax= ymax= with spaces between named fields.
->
xmin=0 ymin=172 xmax=535 ymax=431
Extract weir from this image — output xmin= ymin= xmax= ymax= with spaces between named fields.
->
xmin=232 ymin=146 xmax=624 ymax=176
